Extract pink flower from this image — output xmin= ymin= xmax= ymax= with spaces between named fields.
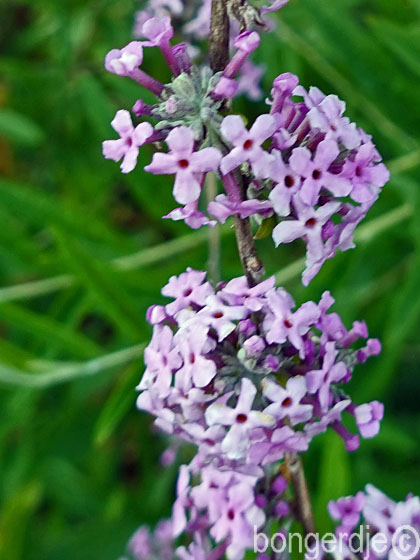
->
xmin=102 ymin=110 xmax=153 ymax=173
xmin=306 ymin=342 xmax=348 ymax=411
xmin=105 ymin=41 xmax=144 ymax=76
xmin=145 ymin=126 xmax=222 ymax=204
xmin=220 ymin=114 xmax=277 ymax=178
xmin=262 ymin=376 xmax=313 ymax=425
xmin=289 ymin=139 xmax=352 ymax=206
xmin=205 ymin=378 xmax=276 ymax=460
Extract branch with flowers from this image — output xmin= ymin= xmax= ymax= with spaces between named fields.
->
xmin=102 ymin=1 xmax=420 ymax=559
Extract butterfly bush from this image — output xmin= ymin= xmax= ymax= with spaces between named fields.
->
xmin=100 ymin=1 xmax=409 ymax=558
xmin=103 ymin=12 xmax=389 ymax=284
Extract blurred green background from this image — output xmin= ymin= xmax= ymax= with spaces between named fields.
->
xmin=0 ymin=0 xmax=419 ymax=558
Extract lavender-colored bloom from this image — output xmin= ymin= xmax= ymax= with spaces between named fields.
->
xmin=262 ymin=376 xmax=313 ymax=425
xmin=341 ymin=139 xmax=390 ymax=203
xmin=206 ymin=378 xmax=276 ymax=460
xmin=208 ymin=194 xmax=273 ymax=224
xmin=306 ymin=94 xmax=361 ymax=150
xmin=268 ymin=150 xmax=302 ymax=216
xmin=306 ymin=342 xmax=348 ymax=411
xmin=128 ymin=519 xmax=174 ymax=560
xmin=103 ymin=110 xmax=153 ymax=173
xmin=264 ymin=287 xmax=320 ymax=357
xmin=164 ymin=201 xmax=216 ymax=229
xmin=105 ymin=41 xmax=144 ymax=76
xmin=141 ymin=16 xmax=179 ymax=74
xmin=328 ymin=492 xmax=365 ymax=536
xmin=221 ymin=275 xmax=275 ymax=312
xmin=175 ymin=327 xmax=217 ymax=389
xmin=289 ymin=140 xmax=352 ymax=206
xmin=162 ymin=267 xmax=214 ymax=315
xmin=138 ymin=325 xmax=182 ymax=395
xmin=145 ymin=126 xmax=222 ymax=204
xmin=352 ymin=401 xmax=384 ymax=439
xmin=224 ymin=31 xmax=261 ymax=80
xmin=212 ymin=76 xmax=239 ymax=99
xmin=272 ymin=197 xmax=341 ymax=264
xmin=220 ymin=114 xmax=276 ymax=178
xmin=196 ymin=294 xmax=248 ymax=340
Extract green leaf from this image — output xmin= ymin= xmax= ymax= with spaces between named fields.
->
xmin=94 ymin=364 xmax=139 ymax=446
xmin=0 ymin=109 xmax=45 ymax=147
xmin=254 ymin=215 xmax=276 ymax=240
xmin=0 ymin=303 xmax=101 ymax=359
xmin=54 ymin=229 xmax=142 ymax=340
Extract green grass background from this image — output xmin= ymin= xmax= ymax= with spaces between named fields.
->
xmin=0 ymin=0 xmax=419 ymax=558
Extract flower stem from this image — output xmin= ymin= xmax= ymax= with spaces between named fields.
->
xmin=209 ymin=0 xmax=230 ymax=73
xmin=209 ymin=0 xmax=316 ymax=534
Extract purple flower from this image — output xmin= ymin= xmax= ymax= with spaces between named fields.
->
xmin=289 ymin=140 xmax=352 ymax=206
xmin=268 ymin=150 xmax=302 ymax=216
xmin=205 ymin=378 xmax=276 ymax=460
xmin=221 ymin=275 xmax=275 ymax=312
xmin=103 ymin=110 xmax=153 ymax=173
xmin=141 ymin=16 xmax=179 ymax=75
xmin=211 ymin=481 xmax=265 ymax=560
xmin=306 ymin=342 xmax=348 ymax=411
xmin=105 ymin=41 xmax=144 ymax=76
xmin=223 ymin=31 xmax=261 ymax=80
xmin=272 ymin=197 xmax=341 ymax=264
xmin=208 ymin=194 xmax=273 ymax=224
xmin=262 ymin=376 xmax=313 ymax=425
xmin=196 ymin=295 xmax=248 ymax=340
xmin=145 ymin=126 xmax=222 ymax=204
xmin=341 ymin=139 xmax=390 ymax=203
xmin=164 ymin=201 xmax=216 ymax=229
xmin=213 ymin=76 xmax=239 ymax=100
xmin=174 ymin=327 xmax=217 ymax=389
xmin=352 ymin=401 xmax=384 ymax=439
xmin=220 ymin=114 xmax=276 ymax=178
xmin=306 ymin=94 xmax=361 ymax=150
xmin=141 ymin=15 xmax=173 ymax=45
xmin=328 ymin=492 xmax=365 ymax=537
xmin=138 ymin=325 xmax=182 ymax=395
xmin=161 ymin=267 xmax=214 ymax=315
xmin=263 ymin=288 xmax=320 ymax=357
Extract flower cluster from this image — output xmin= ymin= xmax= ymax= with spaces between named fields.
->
xmin=327 ymin=486 xmax=420 ymax=560
xmin=122 ymin=519 xmax=174 ymax=560
xmin=137 ymin=267 xmax=382 ymax=473
xmin=103 ymin=12 xmax=389 ymax=284
xmin=102 ymin=3 xmax=396 ymax=559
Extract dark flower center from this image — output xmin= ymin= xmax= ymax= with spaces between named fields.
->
xmin=236 ymin=413 xmax=248 ymax=424
xmin=189 ymin=353 xmax=195 ymax=364
xmin=183 ymin=288 xmax=193 ymax=296
xmin=178 ymin=159 xmax=189 ymax=169
xmin=355 ymin=166 xmax=362 ymax=177
xmin=282 ymin=397 xmax=293 ymax=408
xmin=284 ymin=319 xmax=293 ymax=328
xmin=213 ymin=311 xmax=224 ymax=319
xmin=227 ymin=509 xmax=235 ymax=520
xmin=125 ymin=136 xmax=133 ymax=147
xmin=285 ymin=175 xmax=295 ymax=188
xmin=305 ymin=218 xmax=317 ymax=228
xmin=243 ymin=139 xmax=254 ymax=150
xmin=312 ymin=169 xmax=322 ymax=180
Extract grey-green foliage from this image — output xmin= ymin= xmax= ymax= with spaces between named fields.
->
xmin=0 ymin=0 xmax=419 ymax=558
